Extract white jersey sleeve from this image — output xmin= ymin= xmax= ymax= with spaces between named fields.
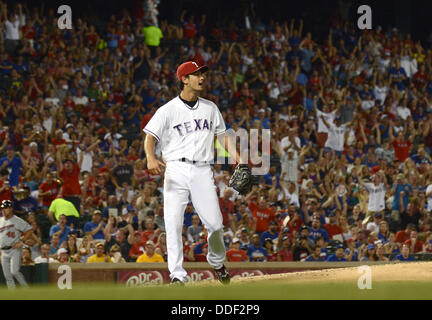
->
xmin=14 ymin=216 xmax=32 ymax=234
xmin=143 ymin=108 xmax=167 ymax=142
xmin=214 ymin=106 xmax=226 ymax=136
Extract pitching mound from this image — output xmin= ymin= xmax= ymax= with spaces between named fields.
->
xmin=189 ymin=262 xmax=432 ymax=287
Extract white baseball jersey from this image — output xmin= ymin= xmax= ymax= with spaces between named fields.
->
xmin=0 ymin=215 xmax=32 ymax=247
xmin=144 ymin=96 xmax=226 ymax=162
xmin=364 ymin=183 xmax=386 ymax=212
xmin=316 ymin=110 xmax=336 ymax=133
xmin=325 ymin=123 xmax=348 ymax=152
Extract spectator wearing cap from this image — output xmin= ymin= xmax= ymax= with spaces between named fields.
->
xmin=128 ymin=230 xmax=146 ymax=262
xmin=226 ymin=238 xmax=248 ymax=262
xmin=326 ymin=244 xmax=347 ymax=261
xmin=277 ymin=235 xmax=294 ymax=261
xmin=305 ymin=245 xmax=325 ymax=261
xmin=83 ymin=209 xmax=106 ymax=241
xmin=13 ymin=185 xmax=38 ymax=217
xmin=110 ymin=244 xmax=126 ymax=263
xmin=321 ymin=114 xmax=354 ymax=156
xmin=56 ymin=247 xmax=70 ymax=263
xmin=137 ymin=240 xmax=165 ymax=263
xmin=49 ymin=214 xmax=71 ymax=246
xmin=392 ymin=243 xmax=415 ymax=262
xmin=360 ymin=243 xmax=379 ymax=261
xmin=259 ymin=221 xmax=279 ymax=246
xmin=0 ymin=147 xmax=23 ymax=187
xmin=293 ymin=235 xmax=310 ymax=261
xmin=87 ymin=242 xmax=112 ymax=263
xmin=391 ymin=173 xmax=413 ymax=223
xmin=247 ymin=233 xmax=268 ymax=262
xmin=238 ymin=227 xmax=250 ymax=250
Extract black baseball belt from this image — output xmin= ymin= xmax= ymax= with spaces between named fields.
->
xmin=178 ymin=158 xmax=210 ymax=165
xmin=1 ymin=246 xmax=12 ymax=250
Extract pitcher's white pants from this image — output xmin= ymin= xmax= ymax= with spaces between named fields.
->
xmin=164 ymin=161 xmax=226 ymax=282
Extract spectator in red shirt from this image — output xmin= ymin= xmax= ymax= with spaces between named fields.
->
xmin=38 ymin=172 xmax=61 ymax=208
xmin=324 ymin=211 xmax=343 ymax=240
xmin=57 ymin=152 xmax=83 ymax=212
xmin=277 ymin=236 xmax=294 ymax=261
xmin=0 ymin=169 xmax=12 ymax=203
xmin=404 ymin=230 xmax=423 ymax=254
xmin=389 ymin=120 xmax=415 ymax=162
xmin=219 ymin=188 xmax=234 ymax=228
xmin=246 ymin=192 xmax=276 ymax=234
xmin=52 ymin=129 xmax=67 ymax=150
xmin=180 ymin=10 xmax=198 ymax=39
xmin=129 ymin=231 xmax=146 ymax=262
xmin=395 ymin=223 xmax=415 ymax=244
xmin=226 ymin=237 xmax=249 ymax=262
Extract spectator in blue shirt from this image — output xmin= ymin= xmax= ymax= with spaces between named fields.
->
xmin=83 ymin=210 xmax=106 ymax=240
xmin=309 ymin=218 xmax=330 ymax=244
xmin=13 ymin=186 xmax=39 ymax=216
xmin=393 ymin=244 xmax=415 ymax=262
xmin=326 ymin=244 xmax=347 ymax=261
xmin=392 ymin=173 xmax=413 ymax=215
xmin=260 ymin=221 xmax=279 ymax=246
xmin=247 ymin=234 xmax=268 ymax=262
xmin=49 ymin=214 xmax=71 ymax=245
xmin=0 ymin=148 xmax=23 ymax=187
xmin=305 ymin=245 xmax=326 ymax=261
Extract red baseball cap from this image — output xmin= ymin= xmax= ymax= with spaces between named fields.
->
xmin=177 ymin=61 xmax=208 ymax=81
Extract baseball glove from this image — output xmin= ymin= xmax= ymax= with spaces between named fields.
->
xmin=229 ymin=164 xmax=253 ymax=195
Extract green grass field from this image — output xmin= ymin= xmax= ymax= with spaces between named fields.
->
xmin=1 ymin=281 xmax=432 ymax=300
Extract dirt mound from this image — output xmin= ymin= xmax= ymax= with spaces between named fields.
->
xmin=188 ymin=262 xmax=432 ymax=287
xmin=232 ymin=262 xmax=432 ymax=284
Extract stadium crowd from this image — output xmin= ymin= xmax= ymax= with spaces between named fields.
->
xmin=1 ymin=1 xmax=432 ymax=265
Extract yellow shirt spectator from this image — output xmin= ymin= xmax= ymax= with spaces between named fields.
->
xmin=136 ymin=240 xmax=164 ymax=262
xmin=142 ymin=25 xmax=163 ymax=47
xmin=86 ymin=242 xmax=112 ymax=263
xmin=87 ymin=254 xmax=112 ymax=263
xmin=136 ymin=252 xmax=164 ymax=263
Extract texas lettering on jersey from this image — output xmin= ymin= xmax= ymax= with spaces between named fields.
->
xmin=144 ymin=96 xmax=226 ymax=163
xmin=173 ymin=119 xmax=213 ymax=137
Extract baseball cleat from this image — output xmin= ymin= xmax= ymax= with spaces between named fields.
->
xmin=169 ymin=278 xmax=185 ymax=286
xmin=215 ymin=265 xmax=230 ymax=285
